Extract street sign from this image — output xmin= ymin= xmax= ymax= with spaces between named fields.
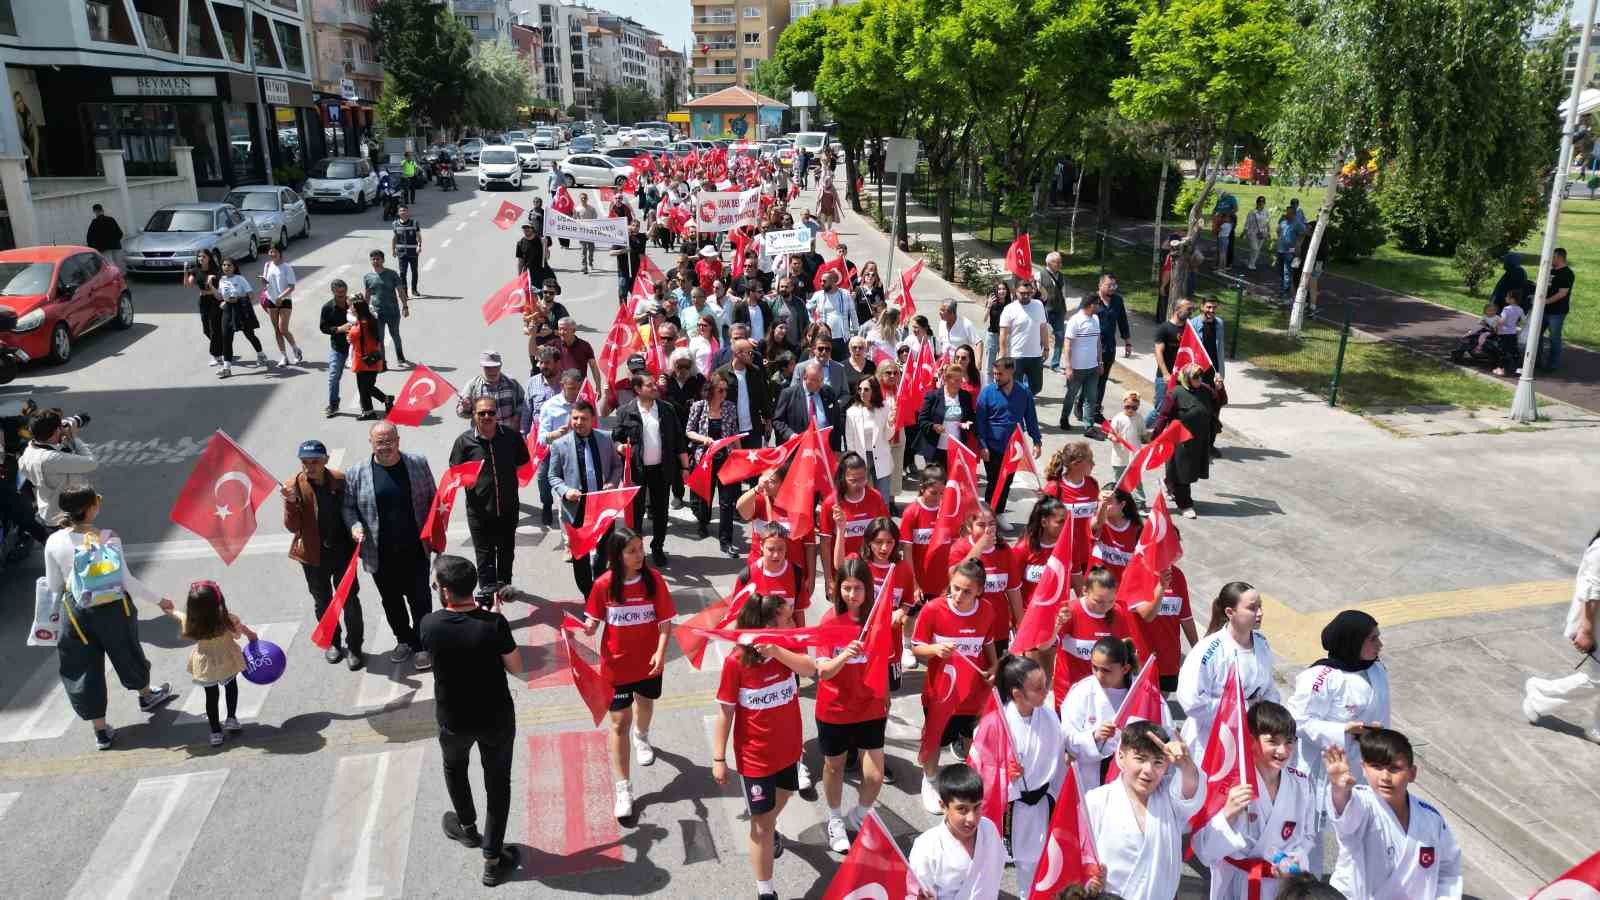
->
xmin=339 ymin=78 xmax=358 ymax=101
xmin=790 ymin=90 xmax=816 ymax=108
xmin=884 ymin=137 xmax=919 ymax=175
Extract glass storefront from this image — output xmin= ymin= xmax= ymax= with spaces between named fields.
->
xmin=224 ymin=102 xmax=265 ymax=183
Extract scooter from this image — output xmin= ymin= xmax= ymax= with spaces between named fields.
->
xmin=379 ymin=183 xmax=400 ymax=221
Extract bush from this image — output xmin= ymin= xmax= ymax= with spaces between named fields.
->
xmin=1451 ymin=239 xmax=1498 ymax=296
xmin=1451 ymin=184 xmax=1542 ymax=295
xmin=1321 ymin=172 xmax=1386 ymax=263
xmin=272 ymin=164 xmax=305 ymax=190
xmin=1376 ymin=161 xmax=1459 ymax=256
xmin=924 ymin=248 xmax=944 ymax=274
xmin=957 ymin=251 xmax=1002 ymax=295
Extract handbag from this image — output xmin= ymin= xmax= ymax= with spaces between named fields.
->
xmin=26 ymin=577 xmax=63 ymax=647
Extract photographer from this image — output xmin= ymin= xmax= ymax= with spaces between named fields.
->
xmin=1 ymin=400 xmax=48 ymax=545
xmin=18 ymin=409 xmax=98 ymax=526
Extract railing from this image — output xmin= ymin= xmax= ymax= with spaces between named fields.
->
xmin=694 ymin=16 xmax=736 ymax=26
xmin=694 ymin=67 xmax=737 ymax=77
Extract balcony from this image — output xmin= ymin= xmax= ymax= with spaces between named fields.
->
xmin=694 ymin=15 xmax=736 ymax=26
xmin=340 ymin=57 xmax=381 ymax=79
xmin=701 ymin=41 xmax=735 ymax=52
xmin=695 ymin=67 xmax=737 ymax=79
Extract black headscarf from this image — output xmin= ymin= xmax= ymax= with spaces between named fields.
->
xmin=1314 ymin=610 xmax=1379 ymax=672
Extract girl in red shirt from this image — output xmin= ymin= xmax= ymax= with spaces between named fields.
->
xmin=737 ymin=467 xmax=816 ymax=603
xmin=734 ymin=526 xmax=811 ymax=626
xmin=1042 ymin=440 xmax=1099 ymax=579
xmin=819 ymin=451 xmax=888 ymax=593
xmin=947 ymin=504 xmax=1023 ymax=656
xmin=896 ymin=468 xmax=947 ymax=668
xmin=582 ymin=527 xmax=675 ymax=821
xmin=816 ymin=558 xmax=906 ymax=853
xmin=1050 ymin=566 xmax=1127 ymax=712
xmin=711 ymin=594 xmax=818 ymax=900
xmin=849 ymin=517 xmax=919 ymax=613
xmin=1122 ymin=563 xmax=1199 ymax=694
xmin=1013 ymin=497 xmax=1068 ymax=677
xmin=912 ymin=558 xmax=1000 ymax=814
xmin=1089 ymin=488 xmax=1142 ymax=584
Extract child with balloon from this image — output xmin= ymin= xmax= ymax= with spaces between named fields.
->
xmin=167 ymin=580 xmax=259 ymax=747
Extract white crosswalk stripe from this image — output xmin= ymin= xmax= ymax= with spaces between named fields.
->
xmin=300 ymin=747 xmax=426 ymax=899
xmin=0 ymin=661 xmax=79 ymax=744
xmin=0 ymin=792 xmax=19 ymax=822
xmin=177 ymin=621 xmax=301 ymax=722
xmin=354 ymin=664 xmax=435 ymax=710
xmin=66 ymin=769 xmax=230 ymax=900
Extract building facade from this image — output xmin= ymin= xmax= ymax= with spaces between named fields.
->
xmin=689 ymin=0 xmax=789 ymax=98
xmin=788 ymin=0 xmax=858 ymax=21
xmin=450 ymin=0 xmax=513 ymax=43
xmin=307 ymin=0 xmax=380 ymax=159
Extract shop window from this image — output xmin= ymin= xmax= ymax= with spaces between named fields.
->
xmin=274 ymin=21 xmax=305 ymax=71
xmin=131 ymin=0 xmax=181 ymax=54
xmin=342 ymin=38 xmax=354 ymax=61
xmin=0 ymin=0 xmax=17 ymax=37
xmin=269 ymin=0 xmax=298 ymax=11
xmin=251 ymin=13 xmax=281 ymax=68
xmin=176 ymin=103 xmax=224 ymax=182
xmin=83 ymin=103 xmax=179 ymax=177
xmin=226 ymin=102 xmax=265 ymax=182
xmin=212 ymin=3 xmax=246 ymax=63
xmin=183 ymin=0 xmax=223 ymax=59
xmin=86 ymin=0 xmax=138 ymax=46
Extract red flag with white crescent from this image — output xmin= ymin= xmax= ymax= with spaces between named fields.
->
xmin=1101 ymin=658 xmax=1170 ymax=783
xmin=310 ymin=538 xmax=362 ymax=649
xmin=686 ymin=431 xmax=747 ymax=502
xmin=687 ymin=619 xmax=861 ymax=653
xmin=1005 ymin=233 xmax=1033 ymax=281
xmin=820 ymin=229 xmax=839 ymax=251
xmin=673 ymin=580 xmax=758 ymax=669
xmin=810 ymin=255 xmax=848 ymax=292
xmin=1531 ymin=848 xmax=1600 ymax=899
xmin=1189 ymin=663 xmax=1258 ymax=832
xmin=774 ymin=424 xmax=829 ymax=541
xmin=516 ymin=422 xmax=552 ymax=488
xmin=597 ymin=301 xmax=646 ymax=387
xmin=629 ymin=254 xmax=666 ymax=310
xmin=820 ymin=809 xmax=927 ymax=900
xmin=1115 ymin=420 xmax=1194 ymax=494
xmin=491 ymin=200 xmax=525 ymax=231
xmin=550 ymin=185 xmax=575 ymax=215
xmin=857 ymin=568 xmax=899 ymax=703
xmin=420 ymin=460 xmax=483 ymax=553
xmin=560 ymin=614 xmax=612 ymax=727
xmin=967 ymin=689 xmax=1015 ymax=835
xmin=919 ymin=650 xmax=989 ymax=763
xmin=717 ymin=431 xmax=804 ymax=484
xmin=1010 ymin=519 xmax=1074 ymax=655
xmin=898 ymin=258 xmax=926 ymax=316
xmin=1168 ymin=321 xmax=1214 ymax=385
xmin=895 ymin=338 xmax=937 ymax=431
xmin=482 ymin=270 xmax=530 ymax=326
xmin=385 ymin=363 xmax=458 ymax=427
xmin=169 ymin=430 xmax=278 ymax=565
xmin=1025 ymin=767 xmax=1101 ymax=900
xmin=564 ymin=487 xmax=639 ymax=559
xmin=927 ymin=438 xmax=980 ymax=552
xmin=990 ymin=424 xmax=1040 ymax=508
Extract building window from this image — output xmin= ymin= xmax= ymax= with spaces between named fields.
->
xmin=274 ymin=21 xmax=305 ymax=72
xmin=269 ymin=0 xmax=299 ymax=11
xmin=0 ymin=0 xmax=15 ymax=37
xmin=744 ymin=6 xmax=760 ymax=17
xmin=462 ymin=15 xmax=479 ymax=31
xmin=86 ymin=0 xmax=138 ymax=45
xmin=184 ymin=0 xmax=223 ymax=59
xmin=743 ymin=57 xmax=754 ymax=70
xmin=342 ymin=38 xmax=354 ymax=60
xmin=251 ymin=12 xmax=282 ymax=67
xmin=212 ymin=2 xmax=246 ymax=62
xmin=357 ymin=42 xmax=369 ymax=61
xmin=744 ymin=32 xmax=760 ymax=45
xmin=131 ymin=0 xmax=181 ymax=53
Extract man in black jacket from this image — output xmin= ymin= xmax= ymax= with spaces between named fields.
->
xmin=611 ymin=374 xmax=689 ymax=566
xmin=448 ymin=396 xmax=531 ymax=601
xmin=515 ymin=223 xmax=546 ymax=282
xmin=714 ymin=339 xmax=771 ymax=449
xmin=85 ymin=203 xmax=124 ymax=269
xmin=320 ymin=280 xmax=355 ymax=418
xmin=772 ymin=359 xmax=842 ymax=449
xmin=769 ymin=275 xmax=809 ymax=354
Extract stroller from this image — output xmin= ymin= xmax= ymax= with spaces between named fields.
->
xmin=1449 ymin=321 xmax=1505 ymax=369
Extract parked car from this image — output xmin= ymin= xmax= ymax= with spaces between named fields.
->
xmin=476 ymin=146 xmax=524 ymax=190
xmin=505 ymin=130 xmax=529 ymax=143
xmin=603 ymin=146 xmax=652 ymax=164
xmin=0 ymin=246 xmax=134 ymax=365
xmin=558 ymin=153 xmax=627 ymax=188
xmin=458 ymin=138 xmax=485 ymax=164
xmin=511 ymin=142 xmax=544 ymax=172
xmin=223 ymin=185 xmax=310 ymax=249
xmin=122 ymin=203 xmax=258 ymax=275
xmin=533 ymin=127 xmax=560 ymax=151
xmin=570 ymin=135 xmax=596 ymax=153
xmin=665 ymin=142 xmax=697 ymax=160
xmin=302 ymin=156 xmax=379 ymax=211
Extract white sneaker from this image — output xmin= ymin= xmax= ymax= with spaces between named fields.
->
xmin=920 ymin=777 xmax=942 ymax=815
xmin=901 ymin=648 xmax=919 ymax=670
xmin=280 ymin=353 xmax=292 ymax=367
xmin=1181 ymin=507 xmax=1198 ymax=519
xmin=797 ymin=760 xmax=812 ymax=791
xmin=256 ymin=351 xmax=271 ymax=365
xmin=207 ymin=356 xmax=222 ymax=367
xmin=223 ymin=716 xmax=242 ymax=733
xmin=826 ymin=815 xmax=850 ymax=853
xmin=1522 ymin=678 xmax=1544 ymax=724
xmin=631 ymin=729 xmax=655 ymax=766
xmin=292 ymin=345 xmax=305 ymax=364
xmin=613 ymin=780 xmax=634 ymax=818
xmin=218 ymin=363 xmax=231 ymax=378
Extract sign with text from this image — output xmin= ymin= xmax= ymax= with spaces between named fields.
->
xmin=111 ymin=75 xmax=218 ymax=97
xmin=261 ymin=77 xmax=290 ymax=106
xmin=692 ymin=188 xmax=762 ymax=233
xmin=542 ymin=208 xmax=629 ymax=246
xmin=763 ymin=228 xmax=813 ymax=255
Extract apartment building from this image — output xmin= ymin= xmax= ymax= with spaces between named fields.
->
xmin=450 ymin=0 xmax=513 ymax=43
xmin=689 ymin=0 xmax=789 ymax=98
xmin=788 ymin=0 xmax=859 ymax=20
xmin=307 ymin=0 xmax=381 ymax=158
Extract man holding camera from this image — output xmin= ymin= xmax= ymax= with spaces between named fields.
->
xmin=18 ymin=409 xmax=97 ymax=527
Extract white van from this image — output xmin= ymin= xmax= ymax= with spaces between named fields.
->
xmin=476 ymin=145 xmax=523 ymax=190
xmin=793 ymin=132 xmax=828 ymax=155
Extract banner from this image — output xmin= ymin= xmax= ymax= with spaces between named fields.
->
xmin=762 ymin=227 xmax=813 ymax=255
xmin=542 ymin=208 xmax=629 ymax=246
xmin=691 ymin=188 xmax=762 ymax=233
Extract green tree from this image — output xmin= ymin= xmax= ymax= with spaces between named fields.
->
xmin=1112 ymin=0 xmax=1296 ymax=308
xmin=747 ymin=60 xmax=792 ymax=104
xmin=814 ymin=1 xmax=910 ymax=216
xmin=593 ymin=83 xmax=660 ymax=124
xmin=770 ymin=6 xmax=844 ymax=93
xmin=463 ymin=39 xmax=534 ymax=131
xmin=372 ymin=0 xmax=471 ymax=133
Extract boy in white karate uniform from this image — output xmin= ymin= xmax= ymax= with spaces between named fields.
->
xmin=1192 ymin=700 xmax=1320 ymax=900
xmin=1084 ymin=720 xmax=1203 ymax=900
xmin=1326 ymin=728 xmax=1463 ymax=900
xmin=908 ymin=763 xmax=1006 ymax=900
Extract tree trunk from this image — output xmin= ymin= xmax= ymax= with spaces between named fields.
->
xmin=1151 ymin=143 xmax=1171 ymax=283
xmin=1167 ymin=145 xmax=1223 ymax=313
xmin=897 ymin=172 xmax=910 ymax=250
xmin=844 ymin=141 xmax=862 ymax=214
xmin=938 ymin=177 xmax=957 ymax=280
xmin=1289 ymin=151 xmax=1346 ymax=336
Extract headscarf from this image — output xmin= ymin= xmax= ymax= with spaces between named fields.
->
xmin=1175 ymin=363 xmax=1204 ymax=392
xmin=1314 ymin=609 xmax=1379 ymax=672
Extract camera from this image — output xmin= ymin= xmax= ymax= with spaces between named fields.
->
xmin=62 ymin=413 xmax=91 ymax=431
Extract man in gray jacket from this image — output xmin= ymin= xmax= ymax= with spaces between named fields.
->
xmin=545 ymin=399 xmax=622 ymax=595
xmin=18 ymin=408 xmax=97 ymax=526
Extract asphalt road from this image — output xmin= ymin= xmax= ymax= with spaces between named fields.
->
xmin=0 ymin=164 xmax=1587 ymax=899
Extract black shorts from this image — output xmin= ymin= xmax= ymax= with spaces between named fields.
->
xmin=264 ymin=298 xmax=291 ymax=311
xmin=1159 ymin=674 xmax=1178 ymax=694
xmin=994 ymin=638 xmax=1010 ymax=659
xmin=609 ymin=674 xmax=663 ymax=711
xmin=921 ymin=704 xmax=977 ymax=749
xmin=740 ymin=762 xmax=799 ymax=815
xmin=817 ymin=717 xmax=888 ymax=757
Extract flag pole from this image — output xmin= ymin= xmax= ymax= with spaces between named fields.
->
xmin=1236 ymin=665 xmax=1249 ymax=785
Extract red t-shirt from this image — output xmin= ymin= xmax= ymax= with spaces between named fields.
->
xmin=1011 ymin=539 xmax=1059 ymax=606
xmin=1139 ymin=565 xmax=1193 ymax=677
xmin=898 ymin=499 xmax=949 ymax=598
xmin=733 ymin=559 xmax=809 ymax=612
xmin=864 ymin=558 xmax=918 ymax=610
xmin=745 ymin=505 xmax=811 ymax=576
xmin=818 ymin=489 xmax=890 ymax=563
xmin=584 ymin=570 xmax=676 ymax=685
xmin=912 ymin=595 xmax=999 ymax=717
xmin=948 ymin=535 xmax=1022 ymax=635
xmin=1055 ymin=594 xmax=1129 ymax=692
xmin=716 ymin=651 xmax=803 ymax=777
xmin=814 ymin=608 xmax=900 ymax=724
xmin=695 ymin=258 xmax=723 ymax=295
xmin=1045 ymin=477 xmax=1099 ymax=572
xmin=1090 ymin=517 xmax=1139 ymax=583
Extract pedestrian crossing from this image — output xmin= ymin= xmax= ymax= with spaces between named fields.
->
xmin=66 ymin=769 xmax=230 ymax=900
xmin=176 ymin=621 xmax=301 ymax=723
xmin=300 ymin=747 xmax=426 ymax=899
xmin=0 ymin=662 xmax=78 ymax=744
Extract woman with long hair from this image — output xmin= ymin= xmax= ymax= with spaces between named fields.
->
xmin=215 ymin=256 xmax=268 ymax=377
xmin=1175 ymin=581 xmax=1280 ymax=753
xmin=819 ymin=451 xmax=889 ymax=594
xmin=985 ymin=280 xmax=1013 ymax=367
xmin=1089 ymin=487 xmax=1142 ymax=584
xmin=843 ymin=376 xmax=896 ymax=513
xmin=258 ymin=242 xmax=304 ymax=366
xmin=346 ymin=297 xmax=393 ymax=420
xmin=686 ymin=374 xmax=741 ymax=555
xmin=187 ymin=247 xmax=225 ymax=369
xmin=1150 ymin=363 xmax=1220 ymax=519
xmin=762 ymin=320 xmax=792 ymax=365
xmin=1042 ymin=440 xmax=1100 ymax=582
xmin=1013 ymin=497 xmax=1068 ymax=676
xmin=861 ymin=305 xmax=902 ymax=362
xmin=955 ymin=343 xmax=982 ymax=395
xmin=947 ymin=503 xmax=1022 ymax=657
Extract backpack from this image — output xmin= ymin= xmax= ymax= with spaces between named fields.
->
xmin=68 ymin=529 xmax=128 ymax=611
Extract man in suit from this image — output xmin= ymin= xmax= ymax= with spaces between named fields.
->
xmin=611 ymin=373 xmax=690 ymax=567
xmin=545 ymin=399 xmax=623 ymax=595
xmin=714 ymin=338 xmax=771 ymax=449
xmin=791 ymin=330 xmax=848 ymax=399
xmin=773 ymin=359 xmax=842 ymax=448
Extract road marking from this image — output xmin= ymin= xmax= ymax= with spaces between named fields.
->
xmin=1260 ymin=579 xmax=1570 ymax=663
xmin=178 ymin=621 xmax=300 ymax=723
xmin=355 ymin=660 xmax=435 ymax=710
xmin=470 ymin=208 xmax=480 ymax=217
xmin=67 ymin=769 xmax=229 ymax=900
xmin=0 ymin=661 xmax=79 ymax=744
xmin=423 ymin=258 xmax=436 ymax=272
xmin=118 ymin=524 xmax=469 ymax=563
xmin=300 ymin=747 xmax=426 ymax=899
xmin=440 ymin=238 xmax=452 ymax=248
xmin=479 ymin=200 xmax=489 ymax=209
xmin=526 ymin=730 xmax=623 ymax=875
xmin=336 ymin=263 xmax=350 ymax=273
xmin=0 ymin=792 xmax=18 ymax=821
xmin=456 ymin=222 xmax=467 ymax=231
xmin=702 ymin=713 xmax=827 ymax=849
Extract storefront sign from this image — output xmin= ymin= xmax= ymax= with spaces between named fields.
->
xmin=111 ymin=75 xmax=218 ymax=97
xmin=339 ymin=78 xmax=358 ymax=101
xmin=261 ymin=77 xmax=290 ymax=106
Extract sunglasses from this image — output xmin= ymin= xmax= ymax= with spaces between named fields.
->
xmin=474 ymin=410 xmax=496 ymax=418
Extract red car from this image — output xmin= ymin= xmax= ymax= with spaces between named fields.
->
xmin=0 ymin=246 xmax=134 ymax=366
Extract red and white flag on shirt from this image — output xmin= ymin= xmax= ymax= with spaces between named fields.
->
xmin=686 ymin=432 xmax=747 ymax=502
xmin=919 ymin=650 xmax=989 ymax=763
xmin=1115 ymin=419 xmax=1194 ymax=494
xmin=491 ymin=200 xmax=524 ymax=230
xmin=927 ymin=437 xmax=981 ymax=552
xmin=1102 ymin=658 xmax=1167 ymax=783
xmin=966 ymin=689 xmax=1015 ymax=836
xmin=1004 ymin=233 xmax=1034 ymax=281
xmin=1531 ymin=848 xmax=1600 ymax=898
xmin=169 ymin=430 xmax=279 ymax=565
xmin=560 ymin=613 xmax=612 ymax=727
xmin=310 ymin=538 xmax=362 ymax=650
xmin=564 ymin=486 xmax=639 ymax=559
xmin=482 ymin=270 xmax=530 ymax=326
xmin=1025 ymin=767 xmax=1102 ymax=900
xmin=820 ymin=809 xmax=927 ymax=900
xmin=1168 ymin=321 xmax=1214 ymax=385
xmin=385 ymin=363 xmax=458 ymax=427
xmin=1010 ymin=517 xmax=1074 ymax=655
xmin=420 ymin=460 xmax=483 ymax=553
xmin=1189 ymin=663 xmax=1258 ymax=832
xmin=989 ymin=424 xmax=1041 ymax=508
xmin=895 ymin=338 xmax=937 ymax=431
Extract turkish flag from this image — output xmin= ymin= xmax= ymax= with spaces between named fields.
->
xmin=1005 ymin=233 xmax=1034 ymax=281
xmin=310 ymin=538 xmax=362 ymax=649
xmin=895 ymin=338 xmax=936 ymax=430
xmin=516 ymin=422 xmax=553 ymax=488
xmin=565 ymin=486 xmax=639 ymax=559
xmin=492 ymin=200 xmax=525 ymax=230
xmin=1025 ymin=768 xmax=1101 ymax=900
xmin=643 ymin=334 xmax=669 ymax=379
xmin=990 ymin=424 xmax=1040 ymax=508
xmin=674 ymin=580 xmax=758 ymax=669
xmin=685 ymin=149 xmax=699 ymax=167
xmin=811 ymin=255 xmax=848 ymax=291
xmin=927 ymin=438 xmax=980 ymax=551
xmin=420 ymin=460 xmax=482 ymax=553
xmin=666 ymin=204 xmax=692 ymax=236
xmin=1189 ymin=663 xmax=1259 ymax=832
xmin=686 ymin=431 xmax=747 ymax=502
xmin=821 ymin=809 xmax=926 ymax=900
xmin=820 ymin=229 xmax=839 ymax=251
xmin=787 ymin=182 xmax=800 ymax=202
xmin=1011 ymin=518 xmax=1074 ymax=654
xmin=730 ymin=229 xmax=750 ymax=279
xmin=1533 ymin=848 xmax=1600 ymax=898
xmin=1168 ymin=321 xmax=1215 ymax=385
xmin=629 ymin=155 xmax=652 ymax=173
xmin=624 ymin=173 xmax=640 ymax=194
xmin=897 ymin=258 xmax=926 ymax=316
xmin=1102 ymin=657 xmax=1169 ymax=782
xmin=858 ymin=571 xmax=899 ymax=703
xmin=169 ymin=430 xmax=279 ymax=565
xmin=560 ymin=614 xmax=612 ymax=727
xmin=920 ymin=650 xmax=989 ymax=763
xmin=870 ymin=344 xmax=895 ymax=366
xmin=482 ymin=270 xmax=531 ymax=326
xmin=618 ymin=444 xmax=636 ymax=527
xmin=967 ymin=689 xmax=1014 ymax=835
xmin=774 ymin=424 xmax=829 ymax=540
xmin=550 ymin=186 xmax=575 ymax=215
xmin=629 ymin=254 xmax=666 ymax=309
xmin=687 ymin=619 xmax=861 ymax=653
xmin=1097 ymin=418 xmax=1137 ymax=454
xmin=385 ymin=363 xmax=458 ymax=427
xmin=1115 ymin=420 xmax=1193 ymax=494
xmin=597 ymin=187 xmax=616 ymax=205
xmin=597 ymin=302 xmax=646 ymax=386
xmin=718 ymin=431 xmax=804 ymax=484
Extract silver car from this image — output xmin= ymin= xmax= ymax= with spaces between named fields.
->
xmin=223 ymin=185 xmax=311 ymax=249
xmin=559 ymin=153 xmax=626 ymax=188
xmin=121 ymin=203 xmax=258 ymax=275
xmin=511 ymin=142 xmax=543 ymax=172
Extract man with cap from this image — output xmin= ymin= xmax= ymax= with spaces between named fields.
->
xmin=282 ymin=439 xmax=364 ymax=669
xmin=449 ymin=396 xmax=531 ymax=602
xmin=319 ymin=279 xmax=356 ymax=418
xmin=457 ymin=351 xmax=527 ymax=432
xmin=515 ymin=221 xmax=546 ymax=284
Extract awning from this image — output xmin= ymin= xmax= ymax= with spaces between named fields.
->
xmin=1559 ymin=87 xmax=1600 ymax=117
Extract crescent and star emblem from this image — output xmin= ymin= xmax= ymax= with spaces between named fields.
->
xmin=1531 ymin=881 xmax=1600 ymax=900
xmin=1211 ymin=723 xmax=1237 ymax=783
xmin=938 ymin=663 xmax=958 ymax=704
xmin=839 ymin=887 xmax=888 ymax=900
xmin=1034 ymin=836 xmax=1065 ymax=892
xmin=406 ymin=377 xmax=437 ymax=405
xmin=212 ymin=470 xmax=254 ymax=520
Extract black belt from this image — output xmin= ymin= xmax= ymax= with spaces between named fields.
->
xmin=1017 ymin=783 xmax=1052 ymax=806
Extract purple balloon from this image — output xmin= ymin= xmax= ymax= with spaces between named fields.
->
xmin=241 ymin=639 xmax=287 ymax=685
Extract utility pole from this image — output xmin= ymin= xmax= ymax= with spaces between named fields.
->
xmin=243 ymin=0 xmax=276 ymax=184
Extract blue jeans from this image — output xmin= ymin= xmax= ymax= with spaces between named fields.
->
xmin=397 ymin=254 xmax=419 ymax=292
xmin=1145 ymin=376 xmax=1168 ymax=430
xmin=328 ymin=347 xmax=347 ymax=409
xmin=377 ymin=309 xmax=406 ymax=362
xmin=535 ymin=455 xmax=553 ymax=512
xmin=1540 ymin=312 xmax=1567 ymax=369
xmin=1062 ymin=367 xmax=1100 ymax=426
xmin=1047 ymin=310 xmax=1067 ymax=368
xmin=1277 ymin=252 xmax=1294 ymax=295
xmin=986 ymin=332 xmax=1001 ymax=369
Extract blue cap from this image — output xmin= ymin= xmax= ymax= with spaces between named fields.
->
xmin=297 ymin=439 xmax=329 ymax=459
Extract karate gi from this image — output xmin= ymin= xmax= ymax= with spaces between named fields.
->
xmin=1330 ymin=786 xmax=1463 ymax=900
xmin=1001 ymin=702 xmax=1067 ymax=893
xmin=908 ymin=817 xmax=1006 ymax=900
xmin=1191 ymin=765 xmax=1319 ymax=900
xmin=1286 ymin=660 xmax=1391 ymax=873
xmin=1177 ymin=630 xmax=1281 ymax=753
xmin=1060 ymin=679 xmax=1127 ymax=792
xmin=1085 ymin=770 xmax=1204 ymax=900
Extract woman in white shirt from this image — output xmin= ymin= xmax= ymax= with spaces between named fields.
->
xmin=46 ymin=486 xmax=176 ymax=751
xmin=215 ymin=256 xmax=267 ymax=377
xmin=1176 ymin=581 xmax=1280 ymax=754
xmin=688 ymin=313 xmax=719 ymax=377
xmin=844 ymin=376 xmax=897 ymax=512
xmin=860 ymin=305 xmax=903 ymax=362
xmin=258 ymin=243 xmax=304 ymax=366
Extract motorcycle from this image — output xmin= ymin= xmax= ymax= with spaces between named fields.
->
xmin=0 ymin=309 xmax=21 ymax=385
xmin=378 ymin=181 xmax=401 ymax=221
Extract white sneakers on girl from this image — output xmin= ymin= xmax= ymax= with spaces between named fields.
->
xmin=224 ymin=716 xmax=242 ymax=733
xmin=826 ymin=815 xmax=849 ymax=853
xmin=292 ymin=345 xmax=305 ymax=364
xmin=631 ymin=729 xmax=655 ymax=766
xmin=920 ymin=777 xmax=942 ymax=815
xmin=613 ymin=780 xmax=634 ymax=819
